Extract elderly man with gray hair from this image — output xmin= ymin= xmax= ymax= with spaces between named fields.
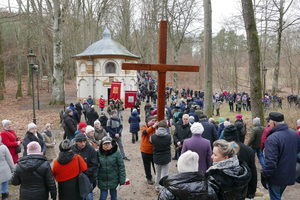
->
xmin=247 ymin=117 xmax=265 ymax=168
xmin=261 ymin=112 xmax=300 ymax=199
xmin=181 ymin=122 xmax=212 ymax=173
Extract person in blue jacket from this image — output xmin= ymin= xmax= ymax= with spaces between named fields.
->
xmin=87 ymin=95 xmax=94 ymax=106
xmin=128 ymin=109 xmax=140 ymax=144
xmin=261 ymin=112 xmax=300 ymax=200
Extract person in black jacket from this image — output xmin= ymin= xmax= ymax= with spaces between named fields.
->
xmin=69 ymin=103 xmax=80 ymax=124
xmin=234 ymin=114 xmax=247 ymax=143
xmin=11 ymin=141 xmax=57 ymax=200
xmin=87 ymin=105 xmax=99 ymax=127
xmin=199 ymin=114 xmax=218 ymax=149
xmin=23 ymin=123 xmax=46 ymax=156
xmin=75 ymin=99 xmax=83 ymax=122
xmin=71 ymin=133 xmax=98 ymax=200
xmin=223 ymin=125 xmax=257 ymax=199
xmin=63 ymin=109 xmax=77 ymax=141
xmin=99 ymin=111 xmax=108 ymax=131
xmin=150 ymin=120 xmax=173 ymax=193
xmin=158 ymin=150 xmax=217 ymax=200
xmin=173 ymin=114 xmax=192 ymax=159
xmin=206 ymin=139 xmax=251 ymax=200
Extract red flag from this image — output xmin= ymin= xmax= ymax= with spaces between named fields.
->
xmin=110 ymin=81 xmax=121 ymax=100
xmin=125 ymin=91 xmax=137 ymax=109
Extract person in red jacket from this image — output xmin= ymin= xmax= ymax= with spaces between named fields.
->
xmin=99 ymin=95 xmax=106 ymax=112
xmin=260 ymin=118 xmax=272 ymax=150
xmin=0 ymin=120 xmax=21 ymax=164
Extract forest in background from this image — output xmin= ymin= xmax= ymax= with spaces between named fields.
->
xmin=0 ymin=0 xmax=300 ymax=101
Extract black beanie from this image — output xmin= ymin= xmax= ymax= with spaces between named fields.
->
xmin=59 ymin=139 xmax=72 ymax=152
xmin=70 ymin=103 xmax=74 ymax=107
xmin=223 ymin=125 xmax=238 ymax=139
xmin=75 ymin=133 xmax=87 ymax=142
xmin=178 ymin=112 xmax=183 ymax=119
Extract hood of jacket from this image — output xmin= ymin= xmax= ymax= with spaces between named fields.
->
xmin=156 ymin=127 xmax=168 ymax=137
xmin=99 ymin=140 xmax=118 ymax=156
xmin=100 ymin=115 xmax=108 ymax=121
xmin=131 ymin=111 xmax=138 ymax=116
xmin=160 ymin=171 xmax=212 ymax=199
xmin=17 ymin=155 xmax=47 ymax=172
xmin=57 ymin=151 xmax=75 ymax=164
xmin=267 ymin=123 xmax=289 ymax=137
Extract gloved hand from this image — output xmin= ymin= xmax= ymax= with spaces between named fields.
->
xmin=246 ymin=191 xmax=255 ymax=199
xmin=261 ymin=174 xmax=268 ymax=190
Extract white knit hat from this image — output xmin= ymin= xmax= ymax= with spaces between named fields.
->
xmin=190 ymin=122 xmax=204 ymax=134
xmin=2 ymin=119 xmax=11 ymax=127
xmin=94 ymin=120 xmax=100 ymax=126
xmin=28 ymin=123 xmax=37 ymax=131
xmin=177 ymin=150 xmax=199 ymax=173
xmin=85 ymin=125 xmax=95 ymax=134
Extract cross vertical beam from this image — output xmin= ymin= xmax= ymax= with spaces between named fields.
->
xmin=157 ymin=21 xmax=167 ymax=121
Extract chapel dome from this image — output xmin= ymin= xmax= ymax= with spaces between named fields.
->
xmin=74 ymin=27 xmax=139 ymax=59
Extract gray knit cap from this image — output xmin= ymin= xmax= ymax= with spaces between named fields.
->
xmin=253 ymin=117 xmax=260 ymax=125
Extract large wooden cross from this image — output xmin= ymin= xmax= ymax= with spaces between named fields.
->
xmin=122 ymin=21 xmax=199 ymax=121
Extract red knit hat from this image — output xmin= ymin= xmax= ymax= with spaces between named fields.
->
xmin=79 ymin=122 xmax=87 ymax=131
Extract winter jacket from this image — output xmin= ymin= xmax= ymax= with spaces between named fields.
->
xmin=217 ymin=123 xmax=225 ymax=137
xmin=150 ymin=127 xmax=172 ymax=165
xmin=71 ymin=142 xmax=98 ymax=183
xmin=247 ymin=124 xmax=264 ymax=149
xmin=128 ymin=111 xmax=141 ymax=133
xmin=97 ymin=140 xmax=126 ymax=190
xmin=69 ymin=106 xmax=80 ymax=123
xmin=87 ymin=98 xmax=94 ymax=106
xmin=94 ymin=127 xmax=108 ymax=142
xmin=42 ymin=131 xmax=57 ymax=160
xmin=23 ymin=131 xmax=46 ymax=156
xmin=107 ymin=117 xmax=123 ymax=138
xmin=63 ymin=113 xmax=77 ymax=137
xmin=99 ymin=115 xmax=108 ymax=131
xmin=260 ymin=126 xmax=271 ymax=150
xmin=140 ymin=122 xmax=155 ymax=154
xmin=262 ymin=123 xmax=300 ymax=186
xmin=0 ymin=140 xmax=14 ymax=183
xmin=223 ymin=129 xmax=257 ymax=196
xmin=206 ymin=157 xmax=251 ymax=200
xmin=52 ymin=151 xmax=87 ymax=200
xmin=99 ymin=98 xmax=106 ymax=108
xmin=179 ymin=103 xmax=185 ymax=113
xmin=234 ymin=119 xmax=246 ymax=143
xmin=75 ymin=102 xmax=83 ymax=116
xmin=82 ymin=102 xmax=90 ymax=113
xmin=181 ymin=134 xmax=212 ymax=173
xmin=188 ymin=110 xmax=199 ymax=122
xmin=158 ymin=171 xmax=218 ymax=200
xmin=11 ymin=154 xmax=57 ymax=200
xmin=0 ymin=129 xmax=19 ymax=163
xmin=87 ymin=108 xmax=99 ymax=126
xmin=107 ymin=105 xmax=114 ymax=116
xmin=173 ymin=120 xmax=192 ymax=148
xmin=199 ymin=119 xmax=218 ymax=149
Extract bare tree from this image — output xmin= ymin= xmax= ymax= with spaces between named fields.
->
xmin=203 ymin=0 xmax=213 ymax=117
xmin=241 ymin=0 xmax=264 ymax=124
xmin=0 ymin=26 xmax=4 ymax=100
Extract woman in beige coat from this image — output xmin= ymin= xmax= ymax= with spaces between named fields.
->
xmin=0 ymin=136 xmax=14 ymax=199
xmin=42 ymin=123 xmax=57 ymax=164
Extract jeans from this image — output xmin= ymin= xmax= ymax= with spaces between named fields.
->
xmin=267 ymin=183 xmax=286 ymax=200
xmin=243 ymin=104 xmax=248 ymax=111
xmin=84 ymin=183 xmax=94 ymax=200
xmin=253 ymin=148 xmax=264 ymax=168
xmin=99 ymin=189 xmax=117 ymax=200
xmin=141 ymin=152 xmax=155 ymax=180
xmin=100 ymin=107 xmax=104 ymax=111
xmin=67 ymin=135 xmax=75 ymax=141
xmin=154 ymin=163 xmax=170 ymax=191
xmin=1 ymin=181 xmax=8 ymax=194
xmin=113 ymin=136 xmax=126 ymax=158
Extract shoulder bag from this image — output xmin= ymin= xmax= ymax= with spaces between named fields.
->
xmin=77 ymin=155 xmax=93 ymax=198
xmin=5 ymin=130 xmax=21 ymax=154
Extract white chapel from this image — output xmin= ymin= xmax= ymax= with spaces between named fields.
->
xmin=73 ymin=27 xmax=139 ymax=105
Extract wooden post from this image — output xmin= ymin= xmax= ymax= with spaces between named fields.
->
xmin=157 ymin=21 xmax=167 ymax=121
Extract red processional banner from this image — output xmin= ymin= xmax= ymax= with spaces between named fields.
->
xmin=125 ymin=91 xmax=137 ymax=109
xmin=110 ymin=81 xmax=121 ymax=100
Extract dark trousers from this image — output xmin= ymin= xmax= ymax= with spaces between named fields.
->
xmin=141 ymin=152 xmax=155 ymax=180
xmin=229 ymin=103 xmax=233 ymax=112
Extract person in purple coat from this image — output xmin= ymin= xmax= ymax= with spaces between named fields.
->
xmin=181 ymin=122 xmax=212 ymax=173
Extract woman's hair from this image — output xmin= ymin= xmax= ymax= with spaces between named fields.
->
xmin=213 ymin=139 xmax=240 ymax=158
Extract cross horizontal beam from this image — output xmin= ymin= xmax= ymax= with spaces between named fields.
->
xmin=122 ymin=63 xmax=199 ymax=72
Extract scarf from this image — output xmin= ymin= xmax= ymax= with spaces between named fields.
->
xmin=44 ymin=130 xmax=53 ymax=137
xmin=206 ymin=155 xmax=239 ymax=173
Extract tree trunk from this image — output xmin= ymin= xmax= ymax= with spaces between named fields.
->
xmin=271 ymin=0 xmax=284 ymax=95
xmin=16 ymin=27 xmax=22 ymax=98
xmin=173 ymin=48 xmax=179 ymax=91
xmin=241 ymin=0 xmax=264 ymax=125
xmin=50 ymin=0 xmax=64 ymax=105
xmin=0 ymin=27 xmax=4 ymax=100
xmin=26 ymin=0 xmax=31 ymax=96
xmin=203 ymin=0 xmax=213 ymax=117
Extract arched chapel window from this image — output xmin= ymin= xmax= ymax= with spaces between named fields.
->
xmin=105 ymin=62 xmax=116 ymax=74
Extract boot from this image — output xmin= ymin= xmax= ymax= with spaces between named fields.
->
xmin=132 ymin=139 xmax=135 ymax=144
xmin=2 ymin=192 xmax=9 ymax=199
xmin=136 ymin=135 xmax=139 ymax=141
